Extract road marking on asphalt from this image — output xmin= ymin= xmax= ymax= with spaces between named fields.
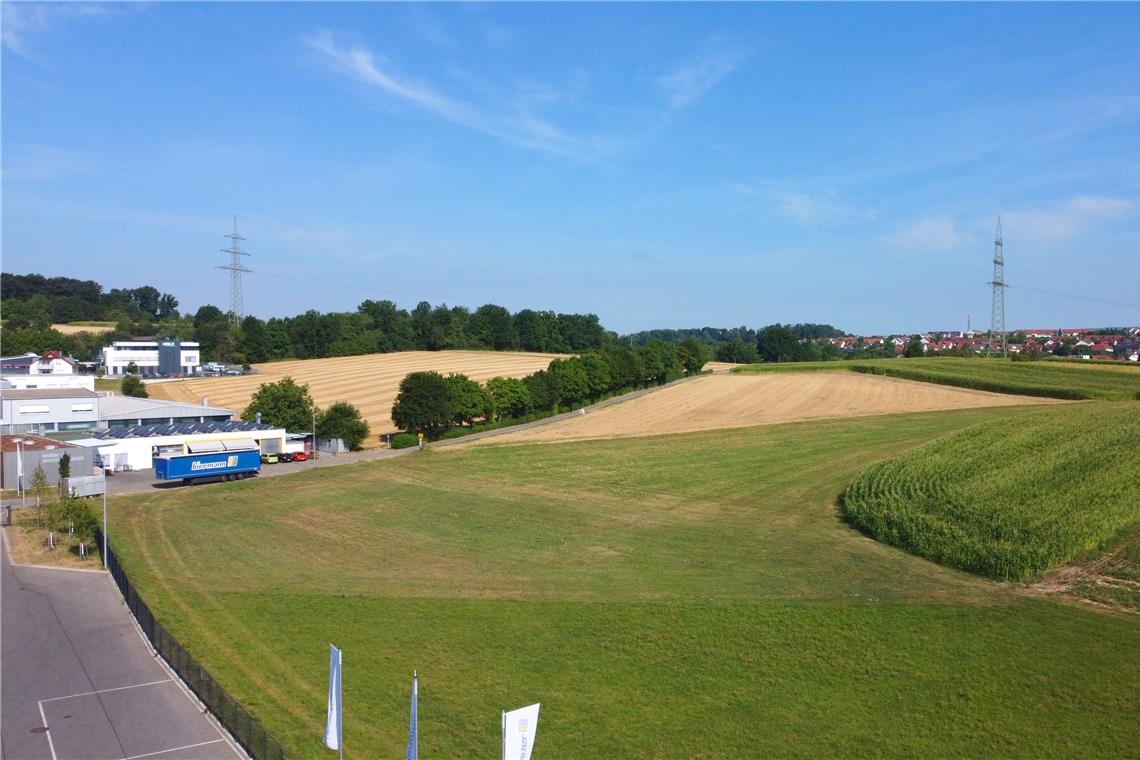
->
xmin=37 ymin=700 xmax=59 ymax=760
xmin=123 ymin=738 xmax=226 ymax=759
xmin=40 ymin=678 xmax=174 ymax=703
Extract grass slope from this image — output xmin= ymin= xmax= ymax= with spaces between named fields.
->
xmin=110 ymin=406 xmax=1140 ymax=758
xmin=843 ymin=403 xmax=1140 ymax=581
xmin=735 ymin=357 xmax=1140 ymax=400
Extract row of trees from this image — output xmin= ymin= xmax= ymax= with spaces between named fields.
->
xmin=212 ymin=302 xmax=609 ymax=365
xmin=238 ymin=377 xmax=370 ymax=450
xmin=2 ymin=273 xmax=179 ymax=325
xmin=391 ymin=340 xmax=711 ymax=434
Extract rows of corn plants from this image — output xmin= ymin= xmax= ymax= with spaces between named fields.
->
xmin=735 ymin=357 xmax=1140 ymax=400
xmin=842 ymin=402 xmax=1140 ymax=581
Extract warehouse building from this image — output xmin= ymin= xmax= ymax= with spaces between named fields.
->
xmin=101 ymin=340 xmax=201 ymax=377
xmin=0 ymin=388 xmax=101 ymax=435
xmin=100 ymin=395 xmax=235 ymax=428
xmin=0 ymin=434 xmax=98 ymax=489
xmin=71 ymin=420 xmax=286 ymax=472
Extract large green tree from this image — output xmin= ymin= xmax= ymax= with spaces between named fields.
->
xmin=121 ymin=374 xmax=148 ymax=398
xmin=240 ymin=377 xmax=317 ymax=432
xmin=317 ymin=402 xmax=371 ymax=451
xmin=445 ymin=373 xmax=491 ymax=426
xmin=547 ymin=357 xmax=589 ymax=405
xmin=391 ymin=371 xmax=453 ymax=433
xmin=677 ymin=339 xmax=711 ymax=375
xmin=757 ymin=325 xmax=801 ymax=363
xmin=485 ymin=376 xmax=531 ymax=420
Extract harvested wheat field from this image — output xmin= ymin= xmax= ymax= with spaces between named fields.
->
xmin=702 ymin=361 xmax=742 ymax=372
xmin=475 ymin=371 xmax=1064 ymax=445
xmin=52 ymin=323 xmax=115 ymax=334
xmin=149 ymin=350 xmax=565 ymax=443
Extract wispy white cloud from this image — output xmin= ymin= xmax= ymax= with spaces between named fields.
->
xmin=729 ymin=182 xmax=874 ymax=224
xmin=2 ymin=2 xmax=115 ymax=60
xmin=2 ymin=144 xmax=101 ymax=182
xmin=886 ymin=217 xmax=974 ymax=252
xmin=1002 ymin=194 xmax=1133 ymax=245
xmin=657 ymin=41 xmax=748 ymax=111
xmin=305 ymin=31 xmax=613 ymax=160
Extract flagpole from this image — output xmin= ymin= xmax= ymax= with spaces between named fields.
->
xmin=339 ymin=649 xmax=343 ymax=760
xmin=17 ymin=441 xmax=25 ymax=508
xmin=501 ymin=709 xmax=506 ymax=760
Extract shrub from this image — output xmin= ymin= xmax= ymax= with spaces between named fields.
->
xmin=389 ymin=433 xmax=421 ymax=449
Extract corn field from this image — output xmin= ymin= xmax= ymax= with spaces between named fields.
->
xmin=843 ymin=402 xmax=1140 ymax=581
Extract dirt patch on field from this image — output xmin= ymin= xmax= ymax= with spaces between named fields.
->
xmin=2 ymin=513 xmax=103 ymax=570
xmin=148 ymin=350 xmax=565 ymax=445
xmin=474 ymin=372 xmax=1063 ymax=445
xmin=1026 ymin=530 xmax=1140 ymax=614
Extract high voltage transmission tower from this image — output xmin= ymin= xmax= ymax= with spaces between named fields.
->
xmin=218 ymin=216 xmax=252 ymax=324
xmin=989 ymin=216 xmax=1007 ymax=357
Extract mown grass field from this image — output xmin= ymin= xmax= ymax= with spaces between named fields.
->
xmin=734 ymin=357 xmax=1140 ymax=400
xmin=148 ymin=350 xmax=566 ymax=444
xmin=843 ymin=403 xmax=1140 ymax=581
xmin=110 ymin=405 xmax=1140 ymax=758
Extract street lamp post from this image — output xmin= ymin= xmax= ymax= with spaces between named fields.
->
xmin=102 ymin=485 xmax=108 ymax=569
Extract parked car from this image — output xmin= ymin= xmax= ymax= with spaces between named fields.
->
xmin=260 ymin=453 xmax=279 ymax=464
xmin=278 ymin=452 xmax=294 ymax=463
xmin=291 ymin=451 xmax=309 ymax=462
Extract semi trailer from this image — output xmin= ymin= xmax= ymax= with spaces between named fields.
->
xmin=154 ymin=440 xmax=261 ymax=484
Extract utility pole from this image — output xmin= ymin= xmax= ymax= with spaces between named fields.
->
xmin=217 ymin=216 xmax=252 ymax=324
xmin=989 ymin=217 xmax=1007 ymax=357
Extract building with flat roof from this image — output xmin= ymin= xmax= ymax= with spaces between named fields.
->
xmin=0 ymin=434 xmax=98 ymax=488
xmin=101 ymin=340 xmax=201 ymax=377
xmin=99 ymin=395 xmax=234 ymax=428
xmin=0 ymin=388 xmax=101 ymax=435
xmin=70 ymin=420 xmax=285 ymax=472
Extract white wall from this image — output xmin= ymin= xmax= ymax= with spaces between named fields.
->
xmin=2 ymin=375 xmax=95 ymax=391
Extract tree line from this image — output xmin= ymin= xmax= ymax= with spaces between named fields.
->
xmin=391 ymin=340 xmax=711 ymax=436
xmin=2 ymin=271 xmax=611 ymax=365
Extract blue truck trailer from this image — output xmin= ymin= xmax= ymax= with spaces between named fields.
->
xmin=154 ymin=446 xmax=261 ymax=485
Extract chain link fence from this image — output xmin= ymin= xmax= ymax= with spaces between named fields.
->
xmin=99 ymin=530 xmax=289 ymax=760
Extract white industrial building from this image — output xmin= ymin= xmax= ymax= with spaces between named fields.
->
xmin=100 ymin=395 xmax=235 ymax=428
xmin=0 ymin=351 xmax=95 ymax=391
xmin=101 ymin=340 xmax=201 ymax=377
xmin=1 ymin=374 xmax=95 ymax=391
xmin=72 ymin=420 xmax=288 ymax=472
xmin=0 ymin=388 xmax=101 ymax=435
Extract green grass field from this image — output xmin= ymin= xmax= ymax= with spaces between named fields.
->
xmin=734 ymin=357 xmax=1140 ymax=400
xmin=110 ymin=405 xmax=1140 ymax=758
xmin=843 ymin=403 xmax=1140 ymax=581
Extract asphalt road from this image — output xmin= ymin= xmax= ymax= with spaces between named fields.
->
xmin=0 ymin=536 xmax=242 ymax=760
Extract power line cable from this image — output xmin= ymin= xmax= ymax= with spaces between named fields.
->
xmin=1007 ymin=284 xmax=1140 ymax=311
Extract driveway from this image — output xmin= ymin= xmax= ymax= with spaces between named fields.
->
xmin=0 ymin=535 xmax=242 ymax=760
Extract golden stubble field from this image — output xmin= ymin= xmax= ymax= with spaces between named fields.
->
xmin=148 ymin=350 xmax=566 ymax=443
xmin=472 ymin=371 xmax=1063 ymax=445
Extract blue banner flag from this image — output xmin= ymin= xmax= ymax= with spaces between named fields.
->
xmin=406 ymin=671 xmax=418 ymax=760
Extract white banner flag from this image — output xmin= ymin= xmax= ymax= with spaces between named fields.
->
xmin=324 ymin=644 xmax=342 ymax=752
xmin=502 ymin=703 xmax=540 ymax=760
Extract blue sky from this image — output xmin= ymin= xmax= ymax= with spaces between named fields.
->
xmin=3 ymin=2 xmax=1138 ymax=334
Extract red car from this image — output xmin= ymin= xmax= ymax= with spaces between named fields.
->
xmin=291 ymin=451 xmax=309 ymax=462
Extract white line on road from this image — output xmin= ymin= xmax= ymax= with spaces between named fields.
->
xmin=124 ymin=738 xmax=226 ymax=759
xmin=37 ymin=700 xmax=59 ymax=760
xmin=40 ymin=678 xmax=174 ymax=703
